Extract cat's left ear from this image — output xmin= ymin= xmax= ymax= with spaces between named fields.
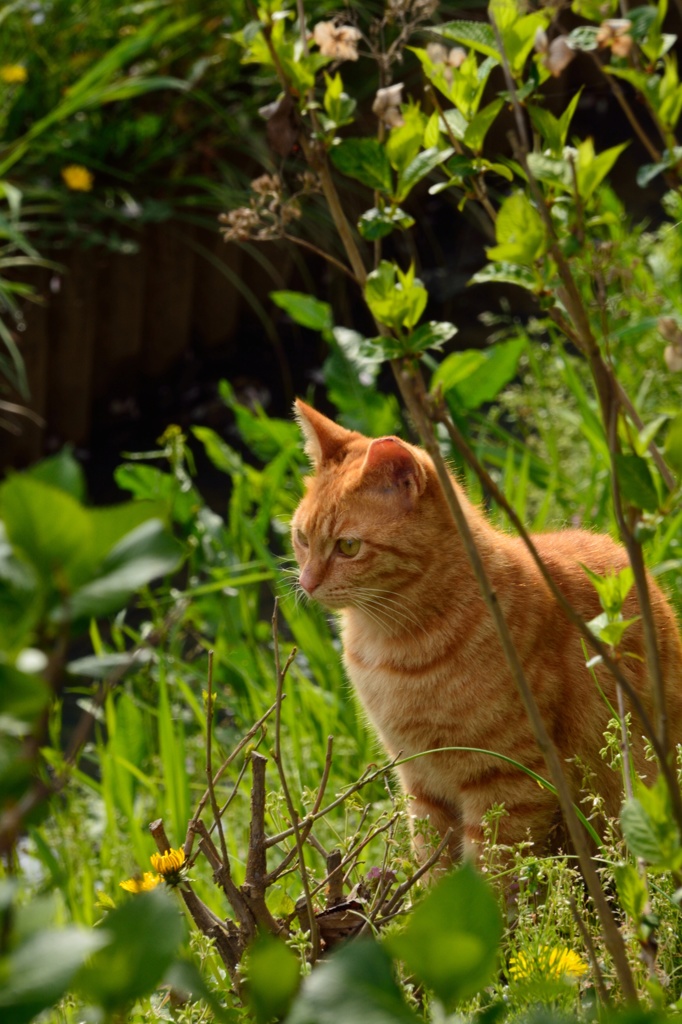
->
xmin=361 ymin=437 xmax=426 ymax=510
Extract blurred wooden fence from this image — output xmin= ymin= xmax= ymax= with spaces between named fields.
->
xmin=2 ymin=221 xmax=284 ymax=470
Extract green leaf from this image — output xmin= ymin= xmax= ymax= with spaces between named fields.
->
xmin=62 ymin=520 xmax=184 ymax=620
xmin=525 ymin=153 xmax=573 ymax=190
xmin=386 ymin=109 xmax=426 ymax=174
xmin=0 ymin=663 xmax=49 ymax=724
xmin=469 ymin=262 xmax=539 ymax=292
xmin=0 ymin=927 xmax=108 ymax=1024
xmin=439 ymin=20 xmax=499 ymax=61
xmin=0 ymin=476 xmax=95 ymax=589
xmin=330 ymin=138 xmax=392 ymax=193
xmin=385 ymin=863 xmax=502 ymax=1008
xmin=433 ymin=337 xmax=526 ymax=410
xmin=220 ymin=380 xmax=300 ymax=460
xmin=613 ymin=861 xmax=649 ymax=922
xmin=358 ymin=206 xmax=415 ymax=241
xmin=246 ymin=934 xmax=301 ymax=1024
xmin=486 ymin=194 xmax=547 ymax=265
xmin=324 ymin=327 xmax=401 ymax=436
xmin=364 ymin=260 xmax=427 ymax=331
xmin=286 ymin=938 xmax=419 ymax=1024
xmin=432 ymin=350 xmax=488 ymax=393
xmin=614 ymin=452 xmax=659 ymax=511
xmin=664 ymin=412 xmax=682 ymax=475
xmin=395 ymin=146 xmax=454 ymax=202
xmin=575 ymin=138 xmax=628 ymax=202
xmin=270 ymin=291 xmax=333 ymax=333
xmin=407 ymin=321 xmax=458 ymax=354
xmin=26 ymin=447 xmax=86 ymax=502
xmin=463 ymin=98 xmax=504 ymax=152
xmin=76 ymin=888 xmax=186 ymax=1011
xmin=528 ymin=90 xmax=583 ymax=156
xmin=621 ymin=776 xmax=682 ymax=872
xmin=440 ymin=108 xmax=469 ymax=142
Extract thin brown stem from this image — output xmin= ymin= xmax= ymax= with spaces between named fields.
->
xmin=271 ymin=600 xmax=320 ymax=960
xmin=205 ymin=651 xmax=230 ymax=871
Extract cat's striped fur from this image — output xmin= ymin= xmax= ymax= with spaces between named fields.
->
xmin=291 ymin=400 xmax=682 ymax=860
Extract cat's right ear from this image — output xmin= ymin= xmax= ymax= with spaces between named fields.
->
xmin=294 ymin=399 xmax=352 ymax=467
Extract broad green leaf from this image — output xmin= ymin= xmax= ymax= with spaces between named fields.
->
xmin=575 ymin=138 xmax=628 ymax=202
xmin=486 ymin=194 xmax=547 ymax=265
xmin=220 ymin=380 xmax=300 ymax=460
xmin=76 ymin=889 xmax=186 ymax=1011
xmin=433 ymin=337 xmax=526 ymax=410
xmin=62 ymin=520 xmax=184 ymax=620
xmin=385 ymin=863 xmax=502 ymax=1007
xmin=614 ymin=452 xmax=659 ymax=511
xmin=407 ymin=321 xmax=458 ymax=354
xmin=26 ymin=448 xmax=86 ymax=501
xmin=246 ymin=934 xmax=301 ymax=1024
xmin=330 ymin=138 xmax=392 ymax=193
xmin=386 ymin=107 xmax=426 ymax=174
xmin=0 ymin=663 xmax=49 ymax=724
xmin=440 ymin=20 xmax=499 ymax=61
xmin=621 ymin=776 xmax=682 ymax=872
xmin=286 ymin=938 xmax=419 ymax=1024
xmin=470 ymin=262 xmax=539 ymax=292
xmin=0 ymin=476 xmax=95 ymax=588
xmin=358 ymin=206 xmax=415 ymax=241
xmin=324 ymin=327 xmax=401 ymax=436
xmin=463 ymin=98 xmax=504 ymax=152
xmin=0 ymin=927 xmax=108 ymax=1024
xmin=396 ymin=146 xmax=454 ymax=201
xmin=526 ymin=153 xmax=573 ymax=190
xmin=440 ymin=107 xmax=469 ymax=142
xmin=432 ymin=350 xmax=488 ymax=394
xmin=664 ymin=412 xmax=682 ymax=475
xmin=67 ymin=649 xmax=154 ymax=679
xmin=613 ymin=861 xmax=649 ymax=922
xmin=270 ymin=290 xmax=333 ymax=332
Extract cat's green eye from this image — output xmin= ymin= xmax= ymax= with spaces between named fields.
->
xmin=337 ymin=538 xmax=361 ymax=558
xmin=295 ymin=529 xmax=308 ymax=547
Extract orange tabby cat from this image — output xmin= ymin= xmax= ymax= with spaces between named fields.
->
xmin=291 ymin=399 xmax=682 ymax=861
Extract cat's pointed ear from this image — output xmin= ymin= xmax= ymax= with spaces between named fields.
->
xmin=361 ymin=437 xmax=426 ymax=509
xmin=294 ymin=399 xmax=353 ymax=467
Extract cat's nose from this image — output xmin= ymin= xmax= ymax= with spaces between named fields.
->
xmin=300 ymin=564 xmax=322 ymax=594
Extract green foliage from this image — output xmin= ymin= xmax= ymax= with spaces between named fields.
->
xmin=5 ymin=0 xmax=682 ymax=1020
xmin=385 ymin=863 xmax=503 ymax=1008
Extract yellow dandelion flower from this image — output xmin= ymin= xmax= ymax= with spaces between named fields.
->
xmin=509 ymin=945 xmax=588 ymax=983
xmin=61 ymin=164 xmax=94 ymax=192
xmin=119 ymin=871 xmax=162 ymax=894
xmin=150 ymin=845 xmax=186 ymax=884
xmin=0 ymin=64 xmax=28 ymax=84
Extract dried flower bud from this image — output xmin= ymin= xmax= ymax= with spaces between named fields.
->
xmin=610 ymin=32 xmax=633 ymax=57
xmin=665 ymin=345 xmax=682 ymax=372
xmin=658 ymin=317 xmax=682 ymax=344
xmin=372 ymin=82 xmax=405 ymax=127
xmin=426 ymin=42 xmax=449 ymax=64
xmin=447 ymin=46 xmax=467 ymax=68
xmin=596 ymin=18 xmax=632 ymax=47
xmin=544 ymin=36 xmax=575 ymax=77
xmin=659 ymin=318 xmax=682 ymax=371
xmin=534 ymin=27 xmax=549 ymax=54
xmin=313 ymin=21 xmax=361 ymax=61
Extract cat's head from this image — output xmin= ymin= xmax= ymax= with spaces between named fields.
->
xmin=291 ymin=400 xmax=439 ymax=610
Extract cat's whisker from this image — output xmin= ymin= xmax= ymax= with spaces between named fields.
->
xmin=351 ymin=597 xmax=402 ymax=638
xmin=352 ymin=588 xmax=428 ymax=634
xmin=352 ymin=593 xmax=421 ymax=640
